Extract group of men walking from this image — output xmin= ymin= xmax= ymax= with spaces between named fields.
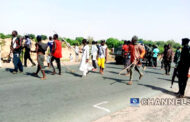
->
xmin=121 ymin=36 xmax=190 ymax=98
xmin=8 ymin=30 xmax=109 ymax=79
xmin=2 ymin=30 xmax=190 ymax=98
xmin=9 ymin=31 xmax=62 ymax=80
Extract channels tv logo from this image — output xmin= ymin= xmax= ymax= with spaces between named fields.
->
xmin=130 ymin=98 xmax=140 ymax=106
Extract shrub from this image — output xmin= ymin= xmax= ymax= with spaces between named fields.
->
xmin=106 ymin=38 xmax=121 ymax=49
xmin=28 ymin=34 xmax=35 ymax=39
xmin=41 ymin=35 xmax=47 ymax=40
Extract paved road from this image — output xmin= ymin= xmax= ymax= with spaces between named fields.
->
xmin=0 ymin=63 xmax=176 ymax=122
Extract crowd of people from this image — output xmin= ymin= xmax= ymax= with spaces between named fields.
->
xmin=121 ymin=36 xmax=190 ymax=98
xmin=0 ymin=30 xmax=189 ymax=98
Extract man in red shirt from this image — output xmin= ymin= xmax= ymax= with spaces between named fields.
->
xmin=122 ymin=40 xmax=131 ymax=75
xmin=51 ymin=34 xmax=62 ymax=75
xmin=128 ymin=36 xmax=145 ymax=85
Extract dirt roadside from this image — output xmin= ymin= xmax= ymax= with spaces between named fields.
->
xmin=94 ymin=79 xmax=190 ymax=122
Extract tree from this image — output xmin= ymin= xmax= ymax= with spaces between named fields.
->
xmin=75 ymin=37 xmax=84 ymax=45
xmin=28 ymin=34 xmax=35 ymax=39
xmin=41 ymin=35 xmax=47 ymax=40
xmin=0 ymin=33 xmax=6 ymax=39
xmin=106 ymin=38 xmax=121 ymax=49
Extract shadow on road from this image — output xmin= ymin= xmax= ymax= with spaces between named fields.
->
xmin=24 ymin=72 xmax=41 ymax=78
xmin=138 ymin=83 xmax=176 ymax=97
xmin=145 ymin=71 xmax=163 ymax=75
xmin=103 ymin=76 xmax=131 ymax=85
xmin=66 ymin=71 xmax=82 ymax=78
xmin=108 ymin=71 xmax=119 ymax=75
xmin=106 ymin=66 xmax=122 ymax=70
xmin=4 ymin=68 xmax=14 ymax=73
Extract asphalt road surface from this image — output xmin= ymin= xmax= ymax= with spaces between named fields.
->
xmin=0 ymin=63 xmax=176 ymax=122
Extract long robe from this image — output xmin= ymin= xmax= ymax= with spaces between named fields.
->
xmin=79 ymin=45 xmax=93 ymax=75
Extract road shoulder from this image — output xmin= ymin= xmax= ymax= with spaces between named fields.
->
xmin=94 ymin=79 xmax=190 ymax=122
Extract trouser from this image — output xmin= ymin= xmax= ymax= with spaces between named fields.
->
xmin=51 ymin=56 xmax=61 ymax=74
xmin=178 ymin=74 xmax=188 ymax=95
xmin=92 ymin=60 xmax=97 ymax=69
xmin=164 ymin=60 xmax=171 ymax=74
xmin=75 ymin=54 xmax=79 ymax=62
xmin=172 ymin=67 xmax=178 ymax=83
xmin=130 ymin=64 xmax=143 ymax=81
xmin=152 ymin=57 xmax=157 ymax=67
xmin=13 ymin=53 xmax=23 ymax=72
xmin=123 ymin=56 xmax=130 ymax=68
xmin=24 ymin=48 xmax=35 ymax=66
xmin=148 ymin=56 xmax=153 ymax=66
xmin=161 ymin=59 xmax=164 ymax=69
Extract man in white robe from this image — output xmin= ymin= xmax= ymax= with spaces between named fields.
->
xmin=79 ymin=39 xmax=93 ymax=77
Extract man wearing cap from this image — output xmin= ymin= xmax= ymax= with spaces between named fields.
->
xmin=128 ymin=36 xmax=145 ymax=85
xmin=177 ymin=38 xmax=190 ymax=98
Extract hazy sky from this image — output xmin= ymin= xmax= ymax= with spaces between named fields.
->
xmin=0 ymin=0 xmax=190 ymax=42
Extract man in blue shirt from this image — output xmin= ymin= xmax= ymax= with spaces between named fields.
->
xmin=47 ymin=36 xmax=54 ymax=67
xmin=47 ymin=36 xmax=54 ymax=53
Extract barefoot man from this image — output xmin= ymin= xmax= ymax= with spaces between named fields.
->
xmin=33 ymin=35 xmax=48 ymax=80
xmin=51 ymin=34 xmax=62 ymax=75
xmin=127 ymin=36 xmax=145 ymax=85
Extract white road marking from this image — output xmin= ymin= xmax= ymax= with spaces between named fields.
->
xmin=93 ymin=101 xmax=111 ymax=113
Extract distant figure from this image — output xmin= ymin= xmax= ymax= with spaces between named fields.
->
xmin=51 ymin=34 xmax=62 ymax=75
xmin=122 ymin=40 xmax=131 ymax=75
xmin=47 ymin=36 xmax=54 ymax=68
xmin=91 ymin=40 xmax=98 ymax=71
xmin=147 ymin=44 xmax=153 ymax=66
xmin=172 ymin=47 xmax=181 ymax=84
xmin=152 ymin=45 xmax=159 ymax=67
xmin=70 ymin=53 xmax=73 ymax=62
xmin=46 ymin=53 xmax=51 ymax=68
xmin=177 ymin=38 xmax=190 ymax=98
xmin=164 ymin=44 xmax=174 ymax=75
xmin=33 ymin=35 xmax=48 ymax=80
xmin=98 ymin=40 xmax=107 ymax=75
xmin=74 ymin=44 xmax=79 ymax=62
xmin=79 ymin=39 xmax=93 ymax=77
xmin=161 ymin=45 xmax=168 ymax=69
xmin=24 ymin=35 xmax=36 ymax=67
xmin=47 ymin=36 xmax=54 ymax=53
xmin=111 ymin=44 xmax=114 ymax=54
xmin=10 ymin=30 xmax=23 ymax=74
xmin=128 ymin=36 xmax=145 ymax=85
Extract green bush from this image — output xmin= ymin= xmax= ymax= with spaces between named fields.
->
xmin=41 ymin=35 xmax=47 ymax=40
xmin=75 ymin=37 xmax=84 ymax=45
xmin=28 ymin=34 xmax=35 ymax=39
xmin=106 ymin=38 xmax=122 ymax=49
xmin=0 ymin=33 xmax=12 ymax=39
